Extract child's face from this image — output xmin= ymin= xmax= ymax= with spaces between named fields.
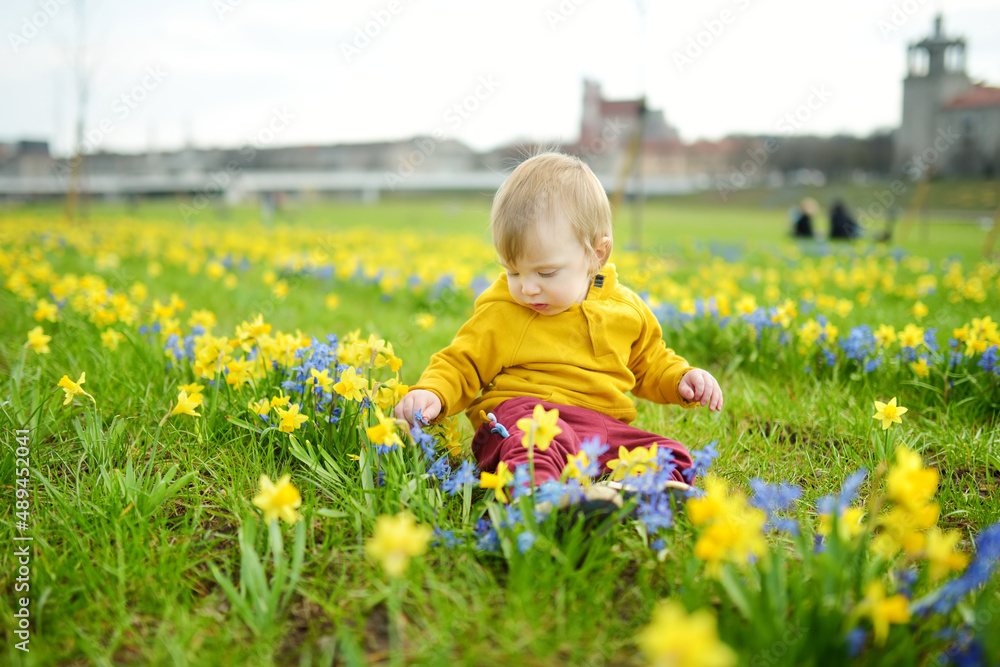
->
xmin=502 ymin=214 xmax=596 ymax=317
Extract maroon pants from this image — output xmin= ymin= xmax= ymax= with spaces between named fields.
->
xmin=471 ymin=397 xmax=693 ymax=484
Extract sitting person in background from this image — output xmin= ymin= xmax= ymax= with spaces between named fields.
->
xmin=829 ymin=200 xmax=861 ymax=240
xmin=791 ymin=198 xmax=817 ymax=239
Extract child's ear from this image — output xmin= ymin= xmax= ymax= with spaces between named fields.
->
xmin=594 ymin=236 xmax=613 ymax=266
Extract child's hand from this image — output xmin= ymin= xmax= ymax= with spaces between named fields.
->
xmin=679 ymin=369 xmax=723 ymax=411
xmin=394 ymin=389 xmax=442 ymax=426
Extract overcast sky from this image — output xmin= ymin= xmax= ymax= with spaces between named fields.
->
xmin=3 ymin=0 xmax=999 ymax=157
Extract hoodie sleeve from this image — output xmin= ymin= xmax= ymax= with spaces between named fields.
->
xmin=410 ymin=300 xmax=513 ymax=421
xmin=628 ymin=297 xmax=697 ymax=407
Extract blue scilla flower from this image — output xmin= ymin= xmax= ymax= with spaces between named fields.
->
xmin=684 ymin=439 xmax=720 ymax=483
xmin=475 ymin=527 xmax=500 ymax=553
xmin=650 ymin=538 xmax=666 ymax=551
xmin=429 ymin=456 xmax=451 ymax=481
xmin=164 ymin=333 xmax=184 ymax=361
xmin=510 ymin=466 xmax=533 ymax=501
xmin=823 ymin=349 xmax=837 ymax=366
xmin=750 ymin=479 xmax=802 ymax=535
xmin=816 ymin=469 xmax=867 ymax=516
xmin=281 ymin=379 xmax=304 ymax=394
xmin=948 ymin=350 xmax=965 ymax=369
xmin=845 ymin=627 xmax=867 ymax=658
xmin=440 ymin=460 xmax=479 ymax=496
xmin=864 ymin=357 xmax=883 ymax=373
xmin=534 ymin=479 xmax=585 ymax=508
xmin=978 ymin=345 xmax=999 ymax=375
xmin=517 ymin=531 xmax=537 ymax=554
xmin=637 ymin=493 xmax=674 ymax=534
xmin=431 ymin=526 xmax=458 ymax=549
xmin=841 ymin=325 xmax=875 ymax=362
xmin=897 ymin=567 xmax=918 ymax=599
xmin=743 ymin=307 xmax=773 ymax=339
xmin=923 ymin=327 xmax=939 ymax=354
xmin=501 ymin=505 xmax=523 ymax=530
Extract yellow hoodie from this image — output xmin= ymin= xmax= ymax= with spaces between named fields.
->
xmin=411 ymin=264 xmax=695 ymax=430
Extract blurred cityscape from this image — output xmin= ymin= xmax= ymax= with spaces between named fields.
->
xmin=0 ymin=14 xmax=997 ymax=205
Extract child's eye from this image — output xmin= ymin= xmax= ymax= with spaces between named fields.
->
xmin=539 ymin=271 xmax=557 ymax=278
xmin=507 ymin=271 xmax=519 ymax=278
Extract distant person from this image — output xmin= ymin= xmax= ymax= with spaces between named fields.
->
xmin=395 ymin=152 xmax=722 ymax=508
xmin=829 ymin=200 xmax=861 ymax=240
xmin=791 ymin=198 xmax=818 ymax=238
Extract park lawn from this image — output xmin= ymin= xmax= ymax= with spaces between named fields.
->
xmin=1 ymin=198 xmax=998 ymax=665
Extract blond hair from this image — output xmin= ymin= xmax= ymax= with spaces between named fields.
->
xmin=490 ymin=152 xmax=613 ymax=270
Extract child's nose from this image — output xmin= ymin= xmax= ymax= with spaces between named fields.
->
xmin=521 ymin=280 xmax=541 ymax=296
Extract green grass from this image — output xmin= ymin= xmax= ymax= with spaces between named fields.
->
xmin=1 ymin=198 xmax=999 ymax=665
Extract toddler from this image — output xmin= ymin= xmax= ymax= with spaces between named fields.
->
xmin=395 ymin=153 xmax=722 ymax=494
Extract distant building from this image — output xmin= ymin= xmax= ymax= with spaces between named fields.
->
xmin=571 ymin=80 xmax=729 ymax=182
xmin=896 ymin=14 xmax=1000 ymax=177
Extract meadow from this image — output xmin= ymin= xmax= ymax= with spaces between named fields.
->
xmin=1 ymin=193 xmax=999 ymax=666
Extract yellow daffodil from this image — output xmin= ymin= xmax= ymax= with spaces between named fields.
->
xmin=366 ymin=407 xmax=403 ymax=449
xmin=248 ymin=398 xmax=271 ymax=417
xmin=818 ymin=506 xmax=866 ymax=541
xmin=857 ymin=581 xmax=910 ymax=646
xmin=636 ymin=600 xmax=736 ymax=667
xmin=910 ymin=357 xmax=929 ymax=378
xmin=874 ymin=324 xmax=897 ymax=348
xmin=57 ymin=372 xmax=95 ymax=405
xmin=415 ymin=313 xmax=435 ymax=330
xmin=26 ymin=326 xmax=52 ymax=354
xmin=307 ymin=368 xmax=334 ymax=393
xmin=365 ymin=511 xmax=432 ymax=578
xmin=225 ymin=358 xmax=255 ymax=390
xmin=606 ymin=444 xmax=659 ymax=481
xmin=688 ymin=475 xmax=768 ymax=577
xmin=562 ymin=451 xmax=592 ymax=484
xmin=480 ymin=461 xmax=514 ymax=503
xmin=178 ymin=381 xmax=205 ymax=397
xmin=886 ymin=446 xmax=937 ymax=511
xmin=911 ymin=300 xmax=928 ymax=320
xmin=100 ymin=328 xmax=125 ymax=351
xmin=333 ymin=366 xmax=368 ymax=402
xmin=324 ymin=293 xmax=340 ymax=309
xmin=170 ymin=390 xmax=202 ymax=417
xmin=898 ymin=324 xmax=924 ymax=349
xmin=33 ymin=298 xmax=58 ymax=322
xmin=872 ymin=397 xmax=908 ymax=430
xmin=923 ymin=527 xmax=970 ymax=581
xmin=270 ymin=393 xmax=291 ymax=409
xmin=252 ymin=474 xmax=302 ymax=524
xmin=516 ymin=404 xmax=562 ymax=451
xmin=274 ymin=403 xmax=309 ymax=433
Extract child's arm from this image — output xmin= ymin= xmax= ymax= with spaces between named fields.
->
xmin=629 ymin=297 xmax=723 ymax=409
xmin=678 ymin=368 xmax=724 ymax=411
xmin=395 ymin=301 xmax=511 ymax=426
xmin=394 ymin=389 xmax=441 ymax=426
